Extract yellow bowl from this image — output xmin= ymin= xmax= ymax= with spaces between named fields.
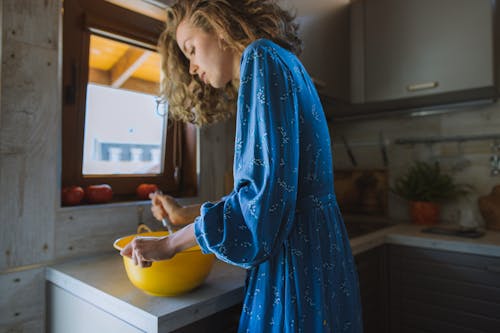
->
xmin=113 ymin=231 xmax=215 ymax=296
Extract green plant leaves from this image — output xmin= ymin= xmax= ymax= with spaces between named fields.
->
xmin=392 ymin=161 xmax=472 ymax=202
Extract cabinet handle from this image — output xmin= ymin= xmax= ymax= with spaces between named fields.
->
xmin=407 ymin=81 xmax=439 ymax=92
xmin=486 ymin=265 xmax=500 ymax=274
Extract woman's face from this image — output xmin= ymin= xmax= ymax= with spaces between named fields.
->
xmin=176 ymin=19 xmax=238 ymax=88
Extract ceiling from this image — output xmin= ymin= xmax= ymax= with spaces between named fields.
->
xmin=88 ymin=34 xmax=161 ymax=95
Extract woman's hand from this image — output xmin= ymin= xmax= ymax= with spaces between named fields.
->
xmin=120 ymin=224 xmax=198 ymax=267
xmin=149 ymin=192 xmax=185 ymax=226
xmin=120 ymin=235 xmax=174 ymax=268
xmin=149 ymin=192 xmax=202 ymax=227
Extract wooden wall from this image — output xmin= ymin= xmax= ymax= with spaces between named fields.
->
xmin=0 ymin=1 xmax=235 ymax=332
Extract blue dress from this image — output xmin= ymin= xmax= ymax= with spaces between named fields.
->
xmin=194 ymin=39 xmax=363 ymax=333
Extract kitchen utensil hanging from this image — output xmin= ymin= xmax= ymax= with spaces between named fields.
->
xmin=341 ymin=136 xmax=357 ymax=167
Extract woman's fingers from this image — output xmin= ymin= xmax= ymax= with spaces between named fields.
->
xmin=121 ymin=236 xmax=172 ymax=267
xmin=151 ymin=205 xmax=165 ymax=220
xmin=150 ymin=192 xmax=170 ymax=221
xmin=121 ymin=237 xmax=152 ymax=267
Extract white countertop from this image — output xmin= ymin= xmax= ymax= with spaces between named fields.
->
xmin=46 ymin=223 xmax=500 ymax=331
xmin=350 ymin=224 xmax=500 ymax=257
xmin=46 ymin=256 xmax=246 ymax=332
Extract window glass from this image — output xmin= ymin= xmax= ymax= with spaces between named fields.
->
xmin=82 ymin=34 xmax=167 ymax=175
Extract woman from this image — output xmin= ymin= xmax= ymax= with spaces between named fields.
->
xmin=121 ymin=0 xmax=363 ymax=331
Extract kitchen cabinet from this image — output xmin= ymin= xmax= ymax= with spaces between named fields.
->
xmin=355 ymin=245 xmax=389 ymax=333
xmin=349 ymin=0 xmax=498 ymax=116
xmin=389 ymin=245 xmax=500 ymax=332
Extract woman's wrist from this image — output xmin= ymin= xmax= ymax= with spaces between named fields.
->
xmin=169 ymin=223 xmax=198 ymax=254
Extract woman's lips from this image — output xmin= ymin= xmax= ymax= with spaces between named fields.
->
xmin=201 ymin=72 xmax=207 ymax=84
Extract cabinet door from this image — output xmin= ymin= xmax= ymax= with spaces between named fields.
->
xmin=364 ymin=0 xmax=494 ymax=102
xmin=355 ymin=246 xmax=388 ymax=333
xmin=389 ymin=245 xmax=500 ymax=333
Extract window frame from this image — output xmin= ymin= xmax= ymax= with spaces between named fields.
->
xmin=62 ymin=0 xmax=197 ymax=200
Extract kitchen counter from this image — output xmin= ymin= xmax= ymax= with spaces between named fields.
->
xmin=46 ymin=224 xmax=500 ymax=332
xmin=46 ymin=257 xmax=246 ymax=333
xmin=350 ymin=224 xmax=500 ymax=257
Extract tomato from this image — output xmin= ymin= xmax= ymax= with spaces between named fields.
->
xmin=85 ymin=184 xmax=113 ymax=204
xmin=136 ymin=183 xmax=159 ymax=200
xmin=61 ymin=186 xmax=85 ymax=206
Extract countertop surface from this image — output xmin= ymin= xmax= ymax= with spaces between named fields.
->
xmin=46 ymin=256 xmax=246 ymax=331
xmin=46 ymin=223 xmax=500 ymax=331
xmin=350 ymin=224 xmax=500 ymax=257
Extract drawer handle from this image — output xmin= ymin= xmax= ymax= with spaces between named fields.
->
xmin=486 ymin=265 xmax=500 ymax=274
xmin=407 ymin=81 xmax=439 ymax=92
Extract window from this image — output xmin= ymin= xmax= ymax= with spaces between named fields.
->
xmin=63 ymin=0 xmax=196 ymax=201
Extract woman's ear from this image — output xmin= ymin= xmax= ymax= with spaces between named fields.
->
xmin=219 ymin=37 xmax=228 ymax=50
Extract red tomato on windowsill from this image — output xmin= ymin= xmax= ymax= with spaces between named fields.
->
xmin=85 ymin=184 xmax=113 ymax=204
xmin=61 ymin=186 xmax=85 ymax=206
xmin=136 ymin=183 xmax=159 ymax=200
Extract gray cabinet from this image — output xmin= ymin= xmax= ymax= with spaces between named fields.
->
xmin=349 ymin=0 xmax=498 ymax=115
xmin=355 ymin=246 xmax=389 ymax=333
xmin=389 ymin=245 xmax=500 ymax=332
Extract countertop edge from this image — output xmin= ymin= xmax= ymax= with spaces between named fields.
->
xmin=350 ymin=224 xmax=500 ymax=258
xmin=384 ymin=229 xmax=500 ymax=257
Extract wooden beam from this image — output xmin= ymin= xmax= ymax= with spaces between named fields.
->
xmin=110 ymin=47 xmax=151 ymax=88
xmin=88 ymin=68 xmax=111 ymax=85
xmin=104 ymin=0 xmax=168 ymax=21
xmin=88 ymin=67 xmax=158 ymax=95
xmin=121 ymin=77 xmax=159 ymax=95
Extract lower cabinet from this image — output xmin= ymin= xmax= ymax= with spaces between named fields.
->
xmin=355 ymin=246 xmax=389 ymax=333
xmin=171 ymin=304 xmax=241 ymax=333
xmin=389 ymin=245 xmax=500 ymax=333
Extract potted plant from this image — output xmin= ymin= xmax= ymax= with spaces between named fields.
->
xmin=392 ymin=161 xmax=472 ymax=225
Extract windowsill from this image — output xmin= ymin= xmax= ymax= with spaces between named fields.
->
xmin=57 ymin=196 xmax=202 ymax=212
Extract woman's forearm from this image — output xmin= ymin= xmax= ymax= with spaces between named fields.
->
xmin=170 ymin=223 xmax=198 ymax=253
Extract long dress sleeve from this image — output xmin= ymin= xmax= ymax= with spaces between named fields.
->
xmin=194 ymin=41 xmax=300 ymax=269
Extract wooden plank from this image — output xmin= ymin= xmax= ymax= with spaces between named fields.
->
xmin=121 ymin=77 xmax=159 ymax=95
xmin=110 ymin=47 xmax=151 ymax=88
xmin=104 ymin=0 xmax=168 ymax=22
xmin=0 ymin=39 xmax=58 ymax=269
xmin=88 ymin=67 xmax=111 ymax=85
xmin=198 ymin=119 xmax=235 ymax=202
xmin=3 ymin=0 xmax=59 ymax=49
xmin=54 ymin=203 xmax=155 ymax=259
xmin=0 ymin=268 xmax=44 ymax=330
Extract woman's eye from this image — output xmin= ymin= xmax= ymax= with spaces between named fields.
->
xmin=190 ymin=47 xmax=195 ymax=56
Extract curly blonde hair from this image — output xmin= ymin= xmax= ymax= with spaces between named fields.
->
xmin=158 ymin=0 xmax=302 ymax=126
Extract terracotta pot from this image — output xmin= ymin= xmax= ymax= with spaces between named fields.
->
xmin=409 ymin=201 xmax=440 ymax=225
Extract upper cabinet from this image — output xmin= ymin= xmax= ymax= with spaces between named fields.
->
xmin=348 ymin=0 xmax=499 ymax=116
